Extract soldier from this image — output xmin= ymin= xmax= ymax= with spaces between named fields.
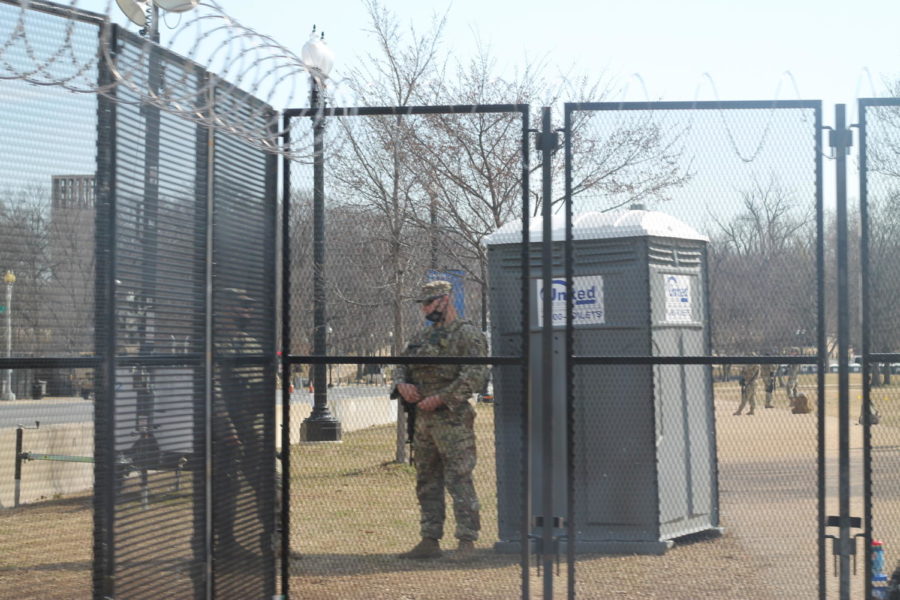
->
xmin=392 ymin=280 xmax=488 ymax=561
xmin=785 ymin=348 xmax=801 ymax=407
xmin=734 ymin=362 xmax=760 ymax=415
xmin=208 ymin=289 xmax=280 ymax=564
xmin=760 ymin=362 xmax=776 ymax=409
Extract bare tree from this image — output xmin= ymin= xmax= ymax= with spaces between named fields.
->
xmin=708 ymin=175 xmax=817 ymax=358
xmin=0 ymin=187 xmax=53 ymax=356
xmin=405 ymin=42 xmax=691 ymax=332
xmin=325 ymin=0 xmax=449 ymax=462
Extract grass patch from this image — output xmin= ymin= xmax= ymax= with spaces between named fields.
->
xmin=4 ymin=384 xmax=900 ymax=599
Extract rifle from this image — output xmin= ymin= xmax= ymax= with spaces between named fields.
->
xmin=765 ymin=369 xmax=776 ymax=393
xmin=402 ymin=399 xmax=416 ymax=464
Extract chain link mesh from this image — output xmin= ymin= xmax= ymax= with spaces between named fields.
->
xmin=566 ymin=102 xmax=823 ymax=599
xmin=284 ymin=106 xmax=529 ymax=599
xmin=861 ymin=100 xmax=900 ymax=597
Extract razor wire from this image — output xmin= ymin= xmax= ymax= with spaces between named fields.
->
xmin=0 ymin=0 xmax=335 ymax=158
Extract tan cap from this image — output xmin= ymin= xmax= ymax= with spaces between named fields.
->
xmin=415 ymin=280 xmax=452 ymax=303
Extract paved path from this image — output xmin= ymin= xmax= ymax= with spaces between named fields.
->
xmin=715 ymin=389 xmax=893 ymax=598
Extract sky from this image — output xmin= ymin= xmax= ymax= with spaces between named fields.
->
xmin=78 ymin=0 xmax=900 ymax=120
xmin=6 ymin=0 xmax=900 ymax=228
xmin=115 ymin=0 xmax=897 ymax=226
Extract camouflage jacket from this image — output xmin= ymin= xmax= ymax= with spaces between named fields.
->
xmin=214 ymin=330 xmax=263 ymax=423
xmin=392 ymin=319 xmax=488 ymax=411
xmin=740 ymin=363 xmax=760 ymax=385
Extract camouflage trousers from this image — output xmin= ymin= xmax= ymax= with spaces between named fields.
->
xmin=736 ymin=382 xmax=757 ymax=414
xmin=414 ymin=402 xmax=480 ymax=541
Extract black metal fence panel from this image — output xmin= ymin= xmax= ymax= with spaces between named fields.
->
xmin=282 ymin=105 xmax=531 ymax=599
xmin=563 ymin=101 xmax=825 ymax=599
xmin=859 ymin=98 xmax=900 ymax=600
xmin=209 ymin=80 xmax=278 ymax=599
xmin=0 ymin=1 xmax=278 ymax=597
xmin=99 ymin=29 xmax=208 ymax=600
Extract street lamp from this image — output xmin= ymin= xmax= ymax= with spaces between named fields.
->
xmin=300 ymin=26 xmax=341 ymax=442
xmin=2 ymin=271 xmax=15 ymax=401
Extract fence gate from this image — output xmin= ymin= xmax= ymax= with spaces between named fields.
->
xmin=557 ymin=100 xmax=834 ymax=599
xmin=93 ymin=26 xmax=278 ymax=600
xmin=280 ymin=98 xmax=898 ymax=600
xmin=859 ymin=97 xmax=900 ymax=600
xmin=280 ymin=104 xmax=534 ymax=599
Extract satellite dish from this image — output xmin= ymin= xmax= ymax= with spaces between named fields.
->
xmin=154 ymin=0 xmax=199 ymax=12
xmin=115 ymin=0 xmax=150 ymax=26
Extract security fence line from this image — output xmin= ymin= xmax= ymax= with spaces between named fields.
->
xmin=859 ymin=97 xmax=900 ymax=600
xmin=4 ymin=1 xmax=900 ymax=598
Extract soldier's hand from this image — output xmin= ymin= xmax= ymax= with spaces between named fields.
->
xmin=418 ymin=395 xmax=444 ymax=412
xmin=396 ymin=383 xmax=421 ymax=404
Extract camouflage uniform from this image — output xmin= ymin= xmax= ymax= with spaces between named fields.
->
xmin=210 ymin=291 xmax=279 ymax=559
xmin=785 ymin=363 xmax=800 ymax=403
xmin=393 ymin=318 xmax=488 ymax=543
xmin=760 ymin=363 xmax=776 ymax=408
xmin=734 ymin=363 xmax=760 ymax=415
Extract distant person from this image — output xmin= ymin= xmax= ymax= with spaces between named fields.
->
xmin=858 ymin=368 xmax=881 ymax=425
xmin=760 ymin=362 xmax=776 ymax=409
xmin=211 ymin=289 xmax=279 ymax=560
xmin=785 ymin=348 xmax=801 ymax=408
xmin=734 ymin=362 xmax=760 ymax=416
xmin=392 ymin=280 xmax=488 ymax=561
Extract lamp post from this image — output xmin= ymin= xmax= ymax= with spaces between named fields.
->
xmin=300 ymin=26 xmax=341 ymax=442
xmin=327 ymin=325 xmax=334 ymax=388
xmin=2 ymin=271 xmax=15 ymax=401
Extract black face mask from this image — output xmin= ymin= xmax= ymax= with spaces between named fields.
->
xmin=424 ymin=296 xmax=447 ymax=323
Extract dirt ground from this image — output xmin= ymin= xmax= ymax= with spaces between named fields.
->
xmin=0 ymin=376 xmax=897 ymax=599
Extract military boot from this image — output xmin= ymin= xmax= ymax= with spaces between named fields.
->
xmin=451 ymin=539 xmax=476 ymax=562
xmin=398 ymin=537 xmax=442 ymax=559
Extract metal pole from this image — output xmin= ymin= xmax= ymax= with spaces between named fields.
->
xmin=14 ymin=426 xmax=22 ymax=507
xmin=3 ymin=279 xmax=13 ymax=401
xmin=858 ymin=99 xmax=874 ymax=600
xmin=814 ymin=103 xmax=827 ymax=600
xmin=563 ymin=104 xmax=576 ymax=600
xmin=539 ymin=106 xmax=555 ymax=600
xmin=280 ymin=112 xmax=293 ymax=596
xmin=301 ymin=76 xmax=341 ymax=442
xmin=519 ymin=106 xmax=531 ymax=600
xmin=834 ymin=104 xmax=852 ymax=600
xmin=203 ymin=76 xmax=216 ymax=600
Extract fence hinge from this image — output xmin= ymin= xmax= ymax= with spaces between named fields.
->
xmin=828 ymin=127 xmax=853 ymax=153
xmin=536 ymin=132 xmax=560 ymax=152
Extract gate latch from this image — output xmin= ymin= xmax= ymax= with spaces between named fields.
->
xmin=536 ymin=132 xmax=559 ymax=152
xmin=828 ymin=127 xmax=853 ymax=154
xmin=824 ymin=515 xmax=863 ymax=576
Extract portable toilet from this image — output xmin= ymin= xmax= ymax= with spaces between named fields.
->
xmin=485 ymin=206 xmax=720 ymax=554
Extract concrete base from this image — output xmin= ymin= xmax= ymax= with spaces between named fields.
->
xmin=493 ymin=527 xmax=724 ymax=556
xmin=299 ymin=418 xmax=342 ymax=442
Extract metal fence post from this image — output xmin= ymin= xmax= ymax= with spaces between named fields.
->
xmin=832 ymin=103 xmax=854 ymax=600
